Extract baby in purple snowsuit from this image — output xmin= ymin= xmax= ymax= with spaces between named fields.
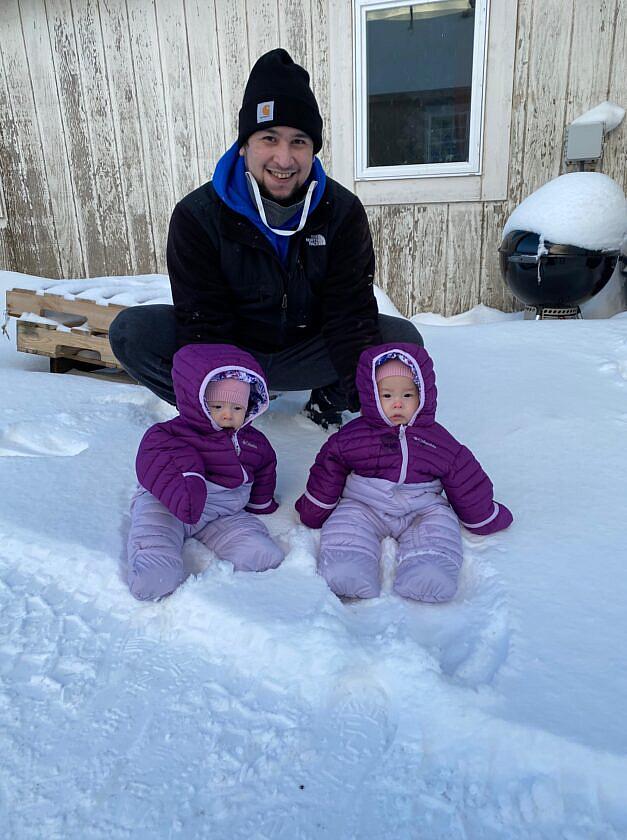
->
xmin=127 ymin=343 xmax=284 ymax=601
xmin=295 ymin=343 xmax=513 ymax=602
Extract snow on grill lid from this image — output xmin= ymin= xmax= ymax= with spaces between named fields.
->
xmin=502 ymin=172 xmax=627 ymax=252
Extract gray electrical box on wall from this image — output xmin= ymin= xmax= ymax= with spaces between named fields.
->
xmin=565 ymin=122 xmax=604 ymax=163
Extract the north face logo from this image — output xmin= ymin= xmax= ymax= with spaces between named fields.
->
xmin=257 ymin=101 xmax=274 ymax=122
xmin=306 ymin=234 xmax=326 ymax=246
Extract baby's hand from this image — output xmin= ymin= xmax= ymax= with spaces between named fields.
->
xmin=173 ymin=473 xmax=207 ymax=524
xmin=463 ymin=502 xmax=513 ymax=536
xmin=245 ymin=496 xmax=279 ymax=515
xmin=295 ymin=492 xmax=334 ymax=529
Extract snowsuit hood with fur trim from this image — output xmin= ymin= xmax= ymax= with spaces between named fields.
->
xmin=356 ymin=342 xmax=436 ymax=427
xmin=172 ymin=341 xmax=269 ymax=432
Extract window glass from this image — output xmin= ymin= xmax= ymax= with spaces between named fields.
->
xmin=366 ymin=1 xmax=476 ymax=167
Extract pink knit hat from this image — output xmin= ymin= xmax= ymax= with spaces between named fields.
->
xmin=205 ymin=376 xmax=251 ymax=406
xmin=375 ymin=358 xmax=413 ymax=383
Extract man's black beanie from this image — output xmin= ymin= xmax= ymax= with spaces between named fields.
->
xmin=237 ymin=49 xmax=323 ymax=154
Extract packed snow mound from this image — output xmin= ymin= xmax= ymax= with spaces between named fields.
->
xmin=374 ymin=285 xmax=403 ymax=319
xmin=412 ymin=304 xmax=520 ymax=327
xmin=570 ymin=100 xmax=625 ymax=132
xmin=503 ymin=172 xmax=627 ymax=251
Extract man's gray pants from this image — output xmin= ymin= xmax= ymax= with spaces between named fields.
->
xmin=109 ymin=304 xmax=423 ymax=406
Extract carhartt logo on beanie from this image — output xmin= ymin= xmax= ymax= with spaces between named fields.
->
xmin=376 ymin=359 xmax=413 ymax=382
xmin=205 ymin=376 xmax=251 ymax=406
xmin=237 ymin=48 xmax=323 ymax=153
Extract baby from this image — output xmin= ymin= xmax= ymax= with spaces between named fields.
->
xmin=127 ymin=343 xmax=283 ymax=600
xmin=296 ymin=343 xmax=512 ymax=602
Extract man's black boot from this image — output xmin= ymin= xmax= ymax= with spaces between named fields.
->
xmin=304 ymin=385 xmax=346 ymax=430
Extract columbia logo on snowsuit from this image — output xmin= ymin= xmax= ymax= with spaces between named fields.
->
xmin=413 ymin=436 xmax=437 ymax=449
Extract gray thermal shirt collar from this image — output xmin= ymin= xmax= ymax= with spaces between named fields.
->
xmin=245 ymin=176 xmax=306 ymax=229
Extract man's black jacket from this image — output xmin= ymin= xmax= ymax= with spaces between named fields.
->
xmin=166 ymin=177 xmax=381 ymax=407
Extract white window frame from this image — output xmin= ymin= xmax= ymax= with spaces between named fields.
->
xmin=328 ymin=0 xmax=517 ymax=204
xmin=354 ymin=0 xmax=489 ymax=181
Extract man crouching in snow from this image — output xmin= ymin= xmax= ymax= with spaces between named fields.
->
xmin=296 ymin=343 xmax=513 ymax=603
xmin=110 ymin=48 xmax=422 ymax=430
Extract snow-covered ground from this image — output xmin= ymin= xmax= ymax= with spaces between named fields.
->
xmin=1 ymin=269 xmax=627 ymax=839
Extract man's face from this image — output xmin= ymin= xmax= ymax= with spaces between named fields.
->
xmin=239 ymin=126 xmax=314 ymax=203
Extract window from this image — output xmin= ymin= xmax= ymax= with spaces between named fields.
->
xmin=354 ymin=0 xmax=489 ymax=180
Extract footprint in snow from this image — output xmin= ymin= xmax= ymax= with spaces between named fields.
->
xmin=294 ymin=676 xmax=396 ymax=827
xmin=434 ymin=546 xmax=512 ymax=688
xmin=322 ymin=679 xmax=395 ymax=779
xmin=599 ymin=357 xmax=627 ymax=383
xmin=0 ymin=417 xmax=89 ymax=457
xmin=389 ymin=539 xmax=513 ymax=690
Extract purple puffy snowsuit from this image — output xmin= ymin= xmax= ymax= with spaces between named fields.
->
xmin=295 ymin=343 xmax=513 ymax=602
xmin=127 ymin=343 xmax=284 ymax=601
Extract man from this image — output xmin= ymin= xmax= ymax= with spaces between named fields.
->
xmin=110 ymin=48 xmax=422 ymax=427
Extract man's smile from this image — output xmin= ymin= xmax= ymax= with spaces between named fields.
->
xmin=266 ymin=168 xmax=296 ymax=180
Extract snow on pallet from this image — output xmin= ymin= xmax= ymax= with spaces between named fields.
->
xmin=5 ymin=275 xmax=171 ymax=374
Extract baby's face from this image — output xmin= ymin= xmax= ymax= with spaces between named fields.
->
xmin=377 ymin=376 xmax=420 ymax=425
xmin=207 ymin=401 xmax=246 ymax=430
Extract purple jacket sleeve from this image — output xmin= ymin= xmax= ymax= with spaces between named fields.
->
xmin=442 ymin=444 xmax=513 ymax=536
xmin=245 ymin=440 xmax=279 ymax=515
xmin=136 ymin=426 xmax=207 ymax=525
xmin=295 ymin=433 xmax=350 ymax=529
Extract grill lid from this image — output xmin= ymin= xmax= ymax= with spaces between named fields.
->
xmin=499 ymin=229 xmax=620 ymax=261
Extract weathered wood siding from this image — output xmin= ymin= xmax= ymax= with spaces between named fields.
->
xmin=0 ymin=0 xmax=625 ymax=315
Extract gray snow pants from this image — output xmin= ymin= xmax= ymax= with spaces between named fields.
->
xmin=109 ymin=304 xmax=423 ymax=406
xmin=319 ymin=474 xmax=463 ymax=602
xmin=127 ymin=481 xmax=284 ymax=601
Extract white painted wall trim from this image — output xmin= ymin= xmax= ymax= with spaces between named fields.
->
xmin=330 ymin=0 xmax=517 ymax=205
xmin=329 ymin=0 xmax=356 ymax=189
xmin=479 ymin=0 xmax=517 ymax=202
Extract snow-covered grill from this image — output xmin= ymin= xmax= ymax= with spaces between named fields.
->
xmin=498 ymin=230 xmax=619 ymax=319
xmin=620 ymin=237 xmax=627 ymax=279
xmin=499 ymin=172 xmax=627 ymax=320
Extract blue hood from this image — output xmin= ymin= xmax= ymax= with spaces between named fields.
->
xmin=212 ymin=142 xmax=327 ymax=265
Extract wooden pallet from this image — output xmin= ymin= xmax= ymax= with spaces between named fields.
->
xmin=6 ymin=287 xmax=125 ymax=331
xmin=6 ymin=286 xmax=127 ymax=374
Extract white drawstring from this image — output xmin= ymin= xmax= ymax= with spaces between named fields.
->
xmin=245 ymin=171 xmax=317 ymax=237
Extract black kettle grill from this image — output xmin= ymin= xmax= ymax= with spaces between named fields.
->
xmin=499 ymin=230 xmax=619 ymax=319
